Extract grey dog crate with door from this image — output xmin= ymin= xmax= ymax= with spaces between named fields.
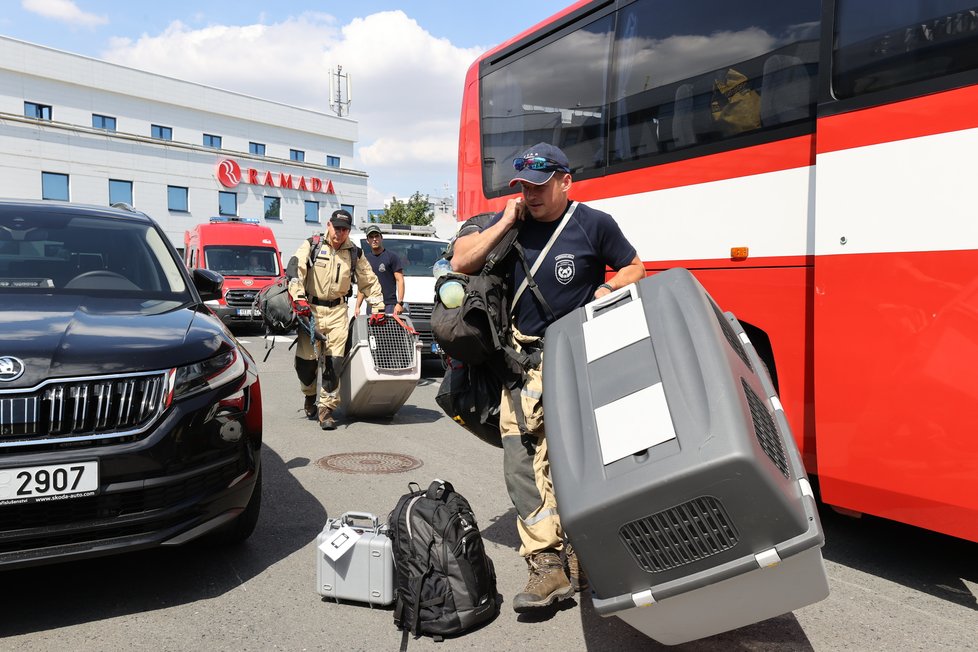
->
xmin=542 ymin=268 xmax=828 ymax=645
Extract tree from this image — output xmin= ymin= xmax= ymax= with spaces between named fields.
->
xmin=381 ymin=191 xmax=434 ymax=226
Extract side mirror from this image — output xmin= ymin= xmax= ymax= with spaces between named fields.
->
xmin=192 ymin=267 xmax=224 ymax=301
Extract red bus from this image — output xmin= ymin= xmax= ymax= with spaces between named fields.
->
xmin=458 ymin=0 xmax=978 ymax=543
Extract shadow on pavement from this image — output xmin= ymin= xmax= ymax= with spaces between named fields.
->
xmin=818 ymin=502 xmax=978 ymax=609
xmin=0 ymin=443 xmax=325 ymax=637
xmin=577 ymin=588 xmax=816 ymax=651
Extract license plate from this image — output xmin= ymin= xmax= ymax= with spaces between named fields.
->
xmin=237 ymin=308 xmax=259 ymax=317
xmin=0 ymin=461 xmax=99 ymax=506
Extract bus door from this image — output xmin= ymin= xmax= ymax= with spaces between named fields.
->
xmin=812 ymin=0 xmax=978 ymax=541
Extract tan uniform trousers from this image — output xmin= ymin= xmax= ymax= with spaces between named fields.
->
xmin=499 ymin=328 xmax=563 ymax=558
xmin=295 ymin=303 xmax=349 ymax=411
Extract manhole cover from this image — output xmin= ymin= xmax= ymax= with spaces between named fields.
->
xmin=316 ymin=452 xmax=423 ymax=475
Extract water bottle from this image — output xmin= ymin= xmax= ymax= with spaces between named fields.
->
xmin=438 ymin=280 xmax=465 ymax=308
xmin=432 ymin=257 xmax=452 ymax=279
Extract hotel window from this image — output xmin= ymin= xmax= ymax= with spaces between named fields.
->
xmin=304 ymin=200 xmax=319 ymax=223
xmin=152 ymin=124 xmax=173 ymax=140
xmin=219 ymin=191 xmax=237 ymax=216
xmin=25 ymin=102 xmax=52 ymax=120
xmin=41 ymin=172 xmax=69 ymax=201
xmin=326 ymin=155 xmax=340 ymax=168
xmin=250 ymin=142 xmax=266 ymax=156
xmin=290 ymin=149 xmax=305 ymax=162
xmin=168 ymin=186 xmax=189 ymax=212
xmin=92 ymin=114 xmax=117 ymax=131
xmin=109 ymin=179 xmax=132 ymax=206
xmin=204 ymin=134 xmax=222 ymax=149
xmin=264 ymin=196 xmax=281 ymax=220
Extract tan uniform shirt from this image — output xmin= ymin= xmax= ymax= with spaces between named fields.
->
xmin=289 ymin=236 xmax=384 ymax=311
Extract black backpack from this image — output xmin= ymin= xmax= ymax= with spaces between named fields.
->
xmin=434 ymin=360 xmax=502 ymax=448
xmin=388 ymin=480 xmax=499 ymax=643
xmin=254 ymin=277 xmax=296 ymax=335
xmin=431 ymin=222 xmax=553 ymax=377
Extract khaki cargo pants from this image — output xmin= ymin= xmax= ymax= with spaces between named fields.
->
xmin=499 ymin=328 xmax=563 ymax=557
xmin=295 ymin=303 xmax=349 ymax=412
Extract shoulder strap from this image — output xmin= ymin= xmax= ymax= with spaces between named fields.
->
xmin=307 ymin=234 xmax=322 ymax=267
xmin=349 ymin=244 xmax=360 ymax=283
xmin=511 ymin=201 xmax=578 ymax=315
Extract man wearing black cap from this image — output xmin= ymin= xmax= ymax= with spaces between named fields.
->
xmin=289 ymin=209 xmax=384 ymax=430
xmin=354 ymin=224 xmax=405 ymax=316
xmin=452 ymin=142 xmax=645 ymax=613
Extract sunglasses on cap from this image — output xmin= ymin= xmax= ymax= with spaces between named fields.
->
xmin=513 ymin=156 xmax=570 ymax=172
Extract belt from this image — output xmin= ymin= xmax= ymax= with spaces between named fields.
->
xmin=309 ymin=296 xmax=344 ymax=308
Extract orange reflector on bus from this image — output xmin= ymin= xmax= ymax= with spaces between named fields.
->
xmin=730 ymin=247 xmax=749 ymax=260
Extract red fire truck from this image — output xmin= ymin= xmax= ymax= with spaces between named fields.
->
xmin=184 ymin=217 xmax=284 ymax=328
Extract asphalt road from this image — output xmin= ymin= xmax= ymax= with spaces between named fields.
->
xmin=0 ymin=333 xmax=975 ymax=651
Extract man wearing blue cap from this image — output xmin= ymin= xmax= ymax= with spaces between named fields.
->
xmin=452 ymin=143 xmax=645 ymax=613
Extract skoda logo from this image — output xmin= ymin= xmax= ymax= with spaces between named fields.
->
xmin=0 ymin=356 xmax=25 ymax=382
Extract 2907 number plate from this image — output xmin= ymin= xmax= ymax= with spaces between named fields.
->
xmin=0 ymin=461 xmax=98 ymax=506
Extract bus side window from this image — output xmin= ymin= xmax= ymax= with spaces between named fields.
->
xmin=759 ymin=54 xmax=811 ymax=127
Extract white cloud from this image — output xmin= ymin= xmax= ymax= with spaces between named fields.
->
xmin=98 ymin=10 xmax=481 ymax=208
xmin=21 ymin=0 xmax=107 ymax=28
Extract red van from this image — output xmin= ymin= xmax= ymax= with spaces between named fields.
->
xmin=184 ymin=217 xmax=284 ymax=328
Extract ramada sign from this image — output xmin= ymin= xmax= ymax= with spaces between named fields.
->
xmin=216 ymin=159 xmax=335 ymax=194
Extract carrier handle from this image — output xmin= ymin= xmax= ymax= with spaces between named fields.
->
xmin=584 ymin=283 xmax=639 ymax=321
xmin=341 ymin=511 xmax=380 ymax=529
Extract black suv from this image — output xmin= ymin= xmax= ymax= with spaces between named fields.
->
xmin=0 ymin=200 xmax=262 ymax=569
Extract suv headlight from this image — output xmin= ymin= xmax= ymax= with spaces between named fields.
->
xmin=166 ymin=348 xmax=246 ymax=403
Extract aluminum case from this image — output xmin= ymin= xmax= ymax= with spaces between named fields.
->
xmin=316 ymin=511 xmax=394 ymax=607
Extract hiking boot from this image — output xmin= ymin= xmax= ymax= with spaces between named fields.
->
xmin=512 ymin=550 xmax=574 ymax=613
xmin=318 ymin=406 xmax=336 ymax=431
xmin=303 ymin=395 xmax=317 ymax=420
xmin=565 ymin=544 xmax=589 ymax=593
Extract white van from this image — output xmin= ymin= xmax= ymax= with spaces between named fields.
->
xmin=349 ymin=222 xmax=449 ymax=359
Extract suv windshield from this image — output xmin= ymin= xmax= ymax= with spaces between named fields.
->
xmin=0 ymin=212 xmax=188 ymax=296
xmin=359 ymin=238 xmax=446 ymax=276
xmin=204 ymin=246 xmax=280 ymax=276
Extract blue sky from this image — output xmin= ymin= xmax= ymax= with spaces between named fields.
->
xmin=1 ymin=0 xmax=574 ymax=210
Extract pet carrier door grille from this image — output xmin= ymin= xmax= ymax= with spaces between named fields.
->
xmin=367 ymin=319 xmax=415 ymax=370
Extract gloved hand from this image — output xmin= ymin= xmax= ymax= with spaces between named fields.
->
xmin=368 ymin=313 xmax=387 ymax=326
xmin=293 ymin=299 xmax=312 ymax=317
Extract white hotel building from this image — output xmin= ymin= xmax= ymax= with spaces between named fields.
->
xmin=0 ymin=35 xmax=367 ymax=257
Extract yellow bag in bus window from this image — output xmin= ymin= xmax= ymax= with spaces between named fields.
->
xmin=710 ymin=68 xmax=761 ymax=136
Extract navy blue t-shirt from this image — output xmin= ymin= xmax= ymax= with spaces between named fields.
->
xmin=487 ymin=201 xmax=636 ymax=337
xmin=364 ymin=248 xmax=403 ymax=308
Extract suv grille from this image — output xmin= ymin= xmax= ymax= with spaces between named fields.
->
xmin=225 ymin=289 xmax=259 ymax=307
xmin=0 ymin=371 xmax=169 ymax=448
xmin=620 ymin=496 xmax=740 ymax=573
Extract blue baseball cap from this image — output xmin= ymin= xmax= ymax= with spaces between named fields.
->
xmin=509 ymin=143 xmax=571 ymax=187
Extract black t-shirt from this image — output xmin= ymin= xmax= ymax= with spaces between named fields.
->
xmin=486 ymin=201 xmax=637 ymax=337
xmin=364 ymin=248 xmax=403 ymax=307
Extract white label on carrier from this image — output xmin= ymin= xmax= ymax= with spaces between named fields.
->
xmin=582 ymin=297 xmax=650 ymax=363
xmin=319 ymin=525 xmax=361 ymax=561
xmin=595 ymin=383 xmax=676 ymax=465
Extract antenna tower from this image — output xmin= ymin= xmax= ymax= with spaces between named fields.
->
xmin=329 ymin=66 xmax=352 ymax=117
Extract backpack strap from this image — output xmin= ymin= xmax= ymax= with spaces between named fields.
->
xmin=346 ymin=244 xmax=360 ymax=298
